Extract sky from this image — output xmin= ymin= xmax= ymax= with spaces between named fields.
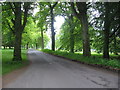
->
xmin=47 ymin=16 xmax=65 ymax=36
xmin=46 ymin=16 xmax=65 ymax=49
xmin=54 ymin=16 xmax=65 ymax=35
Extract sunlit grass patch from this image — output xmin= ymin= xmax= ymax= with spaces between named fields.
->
xmin=2 ymin=49 xmax=29 ymax=75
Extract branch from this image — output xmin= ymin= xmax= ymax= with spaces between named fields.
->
xmin=2 ymin=8 xmax=14 ymax=12
xmin=109 ymin=27 xmax=120 ymax=42
xmin=115 ymin=29 xmax=120 ymax=36
xmin=60 ymin=4 xmax=66 ymax=13
xmin=52 ymin=2 xmax=58 ymax=9
xmin=48 ymin=3 xmax=52 ymax=8
xmin=48 ymin=1 xmax=58 ymax=9
xmin=109 ymin=25 xmax=120 ymax=38
xmin=6 ymin=20 xmax=15 ymax=34
xmin=109 ymin=31 xmax=120 ymax=43
xmin=2 ymin=3 xmax=15 ymax=12
xmin=8 ymin=2 xmax=15 ymax=14
xmin=22 ymin=3 xmax=30 ymax=31
xmin=60 ymin=6 xmax=69 ymax=18
xmin=11 ymin=18 xmax=15 ymax=25
xmin=70 ymin=2 xmax=80 ymax=19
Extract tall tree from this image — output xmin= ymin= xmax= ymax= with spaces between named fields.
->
xmin=103 ymin=2 xmax=110 ymax=59
xmin=36 ymin=3 xmax=49 ymax=50
xmin=71 ymin=2 xmax=91 ymax=56
xmin=48 ymin=2 xmax=58 ymax=51
xmin=3 ymin=2 xmax=31 ymax=61
xmin=56 ymin=17 xmax=82 ymax=52
xmin=69 ymin=15 xmax=75 ymax=53
xmin=22 ymin=16 xmax=49 ymax=50
xmin=59 ymin=3 xmax=75 ymax=53
xmin=88 ymin=2 xmax=120 ymax=58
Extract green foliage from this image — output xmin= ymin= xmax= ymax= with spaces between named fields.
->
xmin=2 ymin=2 xmax=120 ymax=70
xmin=88 ymin=2 xmax=120 ymax=54
xmin=2 ymin=3 xmax=15 ymax=48
xmin=2 ymin=49 xmax=29 ymax=75
xmin=42 ymin=49 xmax=120 ymax=69
xmin=22 ymin=17 xmax=49 ymax=49
xmin=56 ymin=17 xmax=82 ymax=51
xmin=2 ymin=27 xmax=14 ymax=48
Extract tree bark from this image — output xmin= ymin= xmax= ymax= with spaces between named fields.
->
xmin=113 ymin=35 xmax=118 ymax=55
xmin=10 ymin=2 xmax=29 ymax=61
xmin=103 ymin=28 xmax=109 ymax=59
xmin=13 ymin=32 xmax=22 ymax=61
xmin=69 ymin=15 xmax=74 ymax=53
xmin=36 ymin=43 xmax=38 ymax=49
xmin=49 ymin=2 xmax=57 ymax=51
xmin=76 ymin=2 xmax=91 ymax=56
xmin=50 ymin=8 xmax=55 ymax=51
xmin=13 ymin=2 xmax=22 ymax=61
xmin=103 ymin=2 xmax=110 ymax=59
xmin=9 ymin=46 xmax=12 ymax=49
xmin=41 ymin=29 xmax=44 ymax=50
xmin=26 ymin=42 xmax=29 ymax=49
xmin=81 ymin=13 xmax=91 ymax=56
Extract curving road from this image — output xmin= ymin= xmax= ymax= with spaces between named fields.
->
xmin=4 ymin=49 xmax=118 ymax=88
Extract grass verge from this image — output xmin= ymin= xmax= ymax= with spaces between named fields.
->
xmin=2 ymin=49 xmax=29 ymax=75
xmin=42 ymin=49 xmax=120 ymax=70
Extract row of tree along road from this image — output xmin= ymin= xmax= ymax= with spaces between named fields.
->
xmin=2 ymin=2 xmax=120 ymax=61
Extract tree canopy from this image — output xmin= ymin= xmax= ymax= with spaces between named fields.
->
xmin=2 ymin=1 xmax=120 ymax=61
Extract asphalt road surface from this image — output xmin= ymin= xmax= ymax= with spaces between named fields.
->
xmin=4 ymin=49 xmax=118 ymax=88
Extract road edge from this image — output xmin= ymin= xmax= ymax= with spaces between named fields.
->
xmin=42 ymin=51 xmax=119 ymax=73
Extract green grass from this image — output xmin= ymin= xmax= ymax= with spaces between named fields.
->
xmin=2 ymin=49 xmax=29 ymax=75
xmin=42 ymin=49 xmax=120 ymax=69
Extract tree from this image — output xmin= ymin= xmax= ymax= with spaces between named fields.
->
xmin=22 ymin=16 xmax=49 ymax=49
xmin=59 ymin=3 xmax=75 ymax=53
xmin=70 ymin=2 xmax=91 ymax=56
xmin=103 ymin=2 xmax=110 ymax=59
xmin=56 ymin=16 xmax=82 ymax=52
xmin=22 ymin=17 xmax=37 ymax=49
xmin=48 ymin=2 xmax=58 ymax=51
xmin=3 ymin=2 xmax=31 ymax=61
xmin=69 ymin=15 xmax=75 ymax=53
xmin=88 ymin=2 xmax=120 ymax=58
xmin=36 ymin=3 xmax=49 ymax=50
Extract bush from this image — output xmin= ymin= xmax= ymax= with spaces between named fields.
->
xmin=42 ymin=49 xmax=120 ymax=69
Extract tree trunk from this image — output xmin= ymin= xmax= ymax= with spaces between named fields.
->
xmin=113 ymin=35 xmax=118 ymax=55
xmin=103 ymin=2 xmax=110 ymax=59
xmin=3 ymin=46 xmax=6 ymax=49
xmin=26 ymin=42 xmax=29 ymax=49
xmin=13 ymin=32 xmax=22 ymax=61
xmin=103 ymin=29 xmax=109 ymax=59
xmin=81 ymin=15 xmax=91 ymax=56
xmin=13 ymin=3 xmax=22 ymax=61
xmin=76 ymin=2 xmax=91 ymax=56
xmin=50 ymin=8 xmax=55 ymax=51
xmin=69 ymin=15 xmax=74 ymax=53
xmin=36 ymin=43 xmax=38 ymax=49
xmin=9 ymin=46 xmax=12 ymax=49
xmin=41 ymin=29 xmax=44 ymax=50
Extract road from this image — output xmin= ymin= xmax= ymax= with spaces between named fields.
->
xmin=4 ymin=49 xmax=118 ymax=88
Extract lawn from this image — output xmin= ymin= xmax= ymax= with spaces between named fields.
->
xmin=2 ymin=49 xmax=29 ymax=75
xmin=42 ymin=49 xmax=120 ymax=70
